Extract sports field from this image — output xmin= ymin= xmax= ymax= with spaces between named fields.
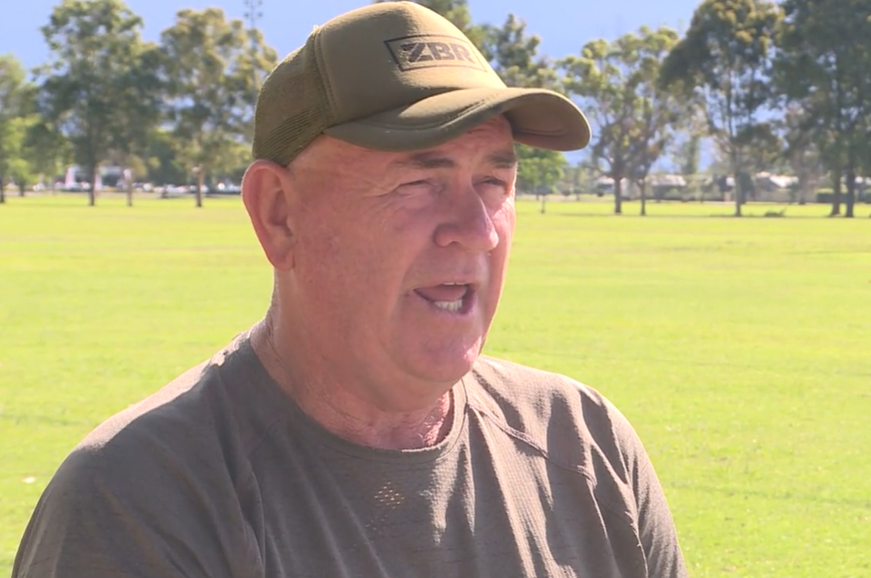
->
xmin=1 ymin=194 xmax=869 ymax=576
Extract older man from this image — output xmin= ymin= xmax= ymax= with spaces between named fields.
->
xmin=14 ymin=3 xmax=687 ymax=577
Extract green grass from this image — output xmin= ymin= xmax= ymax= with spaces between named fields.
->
xmin=1 ymin=194 xmax=870 ymax=577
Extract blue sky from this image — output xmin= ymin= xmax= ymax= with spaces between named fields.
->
xmin=2 ymin=0 xmax=704 ymax=72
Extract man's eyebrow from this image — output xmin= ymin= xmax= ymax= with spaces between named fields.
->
xmin=391 ymin=150 xmax=518 ymax=170
xmin=392 ymin=153 xmax=457 ymax=170
xmin=487 ymin=150 xmax=519 ymax=168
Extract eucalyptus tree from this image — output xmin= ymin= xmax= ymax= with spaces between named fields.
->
xmin=563 ymin=26 xmax=682 ymax=215
xmin=0 ymin=55 xmax=35 ymax=203
xmin=159 ymin=7 xmax=277 ymax=207
xmin=37 ymin=0 xmax=160 ymax=206
xmin=661 ymin=0 xmax=782 ymax=216
xmin=775 ymin=0 xmax=871 ymax=217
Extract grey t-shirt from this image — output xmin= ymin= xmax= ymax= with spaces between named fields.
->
xmin=14 ymin=336 xmax=687 ymax=577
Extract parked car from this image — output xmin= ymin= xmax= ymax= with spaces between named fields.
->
xmin=61 ymin=182 xmax=89 ymax=192
xmin=159 ymin=184 xmax=193 ymax=198
xmin=211 ymin=182 xmax=242 ymax=195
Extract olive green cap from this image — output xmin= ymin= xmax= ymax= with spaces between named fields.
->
xmin=252 ymin=1 xmax=591 ymax=165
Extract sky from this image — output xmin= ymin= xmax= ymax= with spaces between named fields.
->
xmin=1 ymin=0 xmax=704 ymax=73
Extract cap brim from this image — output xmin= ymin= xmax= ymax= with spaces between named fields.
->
xmin=323 ymin=87 xmax=591 ymax=152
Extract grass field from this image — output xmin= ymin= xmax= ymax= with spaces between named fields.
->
xmin=1 ymin=194 xmax=869 ymax=577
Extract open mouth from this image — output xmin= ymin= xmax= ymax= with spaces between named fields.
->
xmin=414 ymin=282 xmax=473 ymax=314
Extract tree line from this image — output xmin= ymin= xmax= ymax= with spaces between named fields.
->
xmin=0 ymin=0 xmax=277 ymax=207
xmin=1 ymin=0 xmax=870 ymax=217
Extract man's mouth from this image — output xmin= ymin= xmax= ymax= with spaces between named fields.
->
xmin=414 ymin=282 xmax=472 ymax=313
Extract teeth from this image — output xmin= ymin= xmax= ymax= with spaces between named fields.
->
xmin=433 ymin=299 xmax=463 ymax=312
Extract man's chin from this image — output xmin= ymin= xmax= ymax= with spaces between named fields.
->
xmin=412 ymin=346 xmax=483 ymax=385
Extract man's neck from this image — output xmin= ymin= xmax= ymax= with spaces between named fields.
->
xmin=249 ymin=320 xmax=455 ymax=450
xmin=298 ymin=388 xmax=453 ymax=450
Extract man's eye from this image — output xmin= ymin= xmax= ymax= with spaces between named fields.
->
xmin=479 ymin=177 xmax=508 ymax=191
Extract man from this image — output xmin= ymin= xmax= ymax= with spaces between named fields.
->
xmin=14 ymin=3 xmax=687 ymax=577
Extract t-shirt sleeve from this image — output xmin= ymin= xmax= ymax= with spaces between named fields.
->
xmin=12 ymin=427 xmax=262 ymax=578
xmin=613 ymin=412 xmax=688 ymax=578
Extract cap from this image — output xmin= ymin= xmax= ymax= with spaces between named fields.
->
xmin=252 ymin=1 xmax=591 ymax=165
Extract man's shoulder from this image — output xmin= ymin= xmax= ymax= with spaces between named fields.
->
xmin=469 ymin=355 xmax=617 ymax=422
xmin=81 ymin=334 xmax=277 ymax=450
xmin=59 ymin=335 xmax=277 ymax=498
xmin=79 ymin=360 xmax=213 ymax=453
xmin=467 ymin=355 xmax=641 ymax=483
xmin=13 ymin=339 xmax=268 ymax=578
xmin=80 ymin=349 xmax=227 ymax=455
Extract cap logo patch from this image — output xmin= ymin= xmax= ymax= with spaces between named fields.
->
xmin=385 ymin=34 xmax=487 ymax=72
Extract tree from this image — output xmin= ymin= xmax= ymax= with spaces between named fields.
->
xmin=559 ymin=161 xmax=588 ymax=201
xmin=670 ymin=118 xmax=706 ymax=201
xmin=780 ymin=105 xmax=824 ymax=205
xmin=0 ymin=54 xmax=36 ymax=204
xmin=37 ymin=0 xmax=160 ymax=206
xmin=111 ymin=45 xmax=163 ymax=207
xmin=515 ymin=147 xmax=566 ymax=212
xmin=563 ymin=27 xmax=681 ymax=215
xmin=159 ymin=7 xmax=277 ymax=207
xmin=144 ymin=128 xmax=187 ymax=186
xmin=775 ymin=0 xmax=871 ymax=218
xmin=740 ymin=122 xmax=784 ymax=174
xmin=482 ymin=14 xmax=560 ymax=91
xmin=661 ymin=0 xmax=782 ymax=216
xmin=22 ymin=121 xmax=73 ymax=193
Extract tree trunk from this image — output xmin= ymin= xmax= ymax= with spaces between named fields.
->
xmin=195 ymin=169 xmax=204 ymax=208
xmin=0 ymin=175 xmax=5 ymax=204
xmin=729 ymin=144 xmax=743 ymax=217
xmin=830 ymin=168 xmax=841 ymax=216
xmin=796 ymin=159 xmax=809 ymax=205
xmin=614 ymin=178 xmax=623 ymax=214
xmin=540 ymin=195 xmax=546 ymax=214
xmin=732 ymin=169 xmax=742 ymax=217
xmin=640 ymin=180 xmax=647 ymax=216
xmin=845 ymin=167 xmax=855 ymax=218
xmin=127 ymin=179 xmax=133 ymax=207
xmin=88 ymin=164 xmax=97 ymax=207
xmin=18 ymin=182 xmax=26 ymax=196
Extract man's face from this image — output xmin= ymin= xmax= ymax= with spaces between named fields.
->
xmin=283 ymin=116 xmax=517 ymax=408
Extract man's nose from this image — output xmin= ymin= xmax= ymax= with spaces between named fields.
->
xmin=433 ymin=185 xmax=500 ymax=252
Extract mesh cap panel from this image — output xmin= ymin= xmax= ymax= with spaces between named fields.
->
xmin=253 ymin=35 xmax=334 ymax=166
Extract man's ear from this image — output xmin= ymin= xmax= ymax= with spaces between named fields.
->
xmin=242 ymin=160 xmax=298 ymax=271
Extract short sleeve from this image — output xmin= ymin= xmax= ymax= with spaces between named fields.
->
xmin=614 ymin=413 xmax=688 ymax=578
xmin=12 ymin=423 xmax=262 ymax=578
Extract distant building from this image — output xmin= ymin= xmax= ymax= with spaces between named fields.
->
xmin=595 ymin=175 xmax=687 ymax=199
xmin=63 ymin=165 xmax=125 ymax=190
